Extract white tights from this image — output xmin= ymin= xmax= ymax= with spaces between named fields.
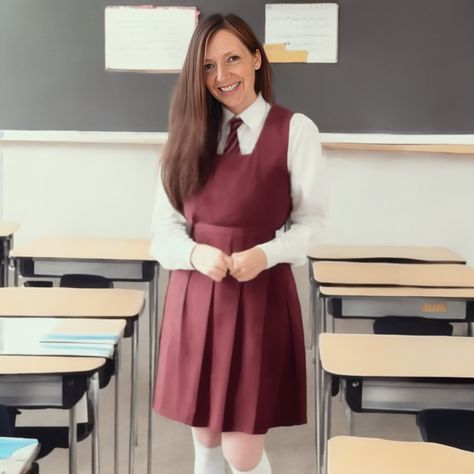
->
xmin=192 ymin=427 xmax=272 ymax=474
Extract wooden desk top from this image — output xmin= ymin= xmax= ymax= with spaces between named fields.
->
xmin=10 ymin=237 xmax=153 ymax=261
xmin=320 ymin=285 xmax=474 ymax=299
xmin=0 ymin=223 xmax=20 ymax=239
xmin=0 ymin=356 xmax=105 ymax=375
xmin=309 ymin=245 xmax=465 ymax=264
xmin=313 ymin=262 xmax=474 ymax=288
xmin=319 ymin=333 xmax=474 ymax=378
xmin=328 ymin=436 xmax=474 ymax=474
xmin=323 ymin=143 xmax=474 ymax=155
xmin=0 ymin=287 xmax=144 ymax=318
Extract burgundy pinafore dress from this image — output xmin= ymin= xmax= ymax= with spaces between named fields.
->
xmin=154 ymin=105 xmax=306 ymax=434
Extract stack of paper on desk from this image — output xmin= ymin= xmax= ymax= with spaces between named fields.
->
xmin=0 ymin=437 xmax=39 ymax=474
xmin=40 ymin=318 xmax=122 ymax=344
xmin=39 ymin=342 xmax=114 ymax=358
xmin=0 ymin=318 xmax=122 ymax=359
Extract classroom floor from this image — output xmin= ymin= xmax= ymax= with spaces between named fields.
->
xmin=30 ymin=287 xmax=422 ymax=474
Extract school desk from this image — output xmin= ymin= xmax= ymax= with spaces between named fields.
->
xmin=9 ymin=237 xmax=158 ymax=473
xmin=309 ymin=259 xmax=473 ymax=372
xmin=316 ymin=285 xmax=474 ymax=425
xmin=3 ymin=318 xmax=125 ymax=474
xmin=327 ymin=435 xmax=474 ymax=474
xmin=310 ymin=262 xmax=474 ymax=355
xmin=307 ymin=247 xmax=466 ymax=355
xmin=0 ymin=287 xmax=144 ymax=474
xmin=313 ymin=262 xmax=474 ymax=288
xmin=319 ymin=333 xmax=474 ymax=474
xmin=0 ymin=436 xmax=40 ymax=474
xmin=0 ymin=222 xmax=19 ymax=287
xmin=0 ymin=355 xmax=106 ymax=474
xmin=321 ymin=285 xmax=474 ymax=322
xmin=310 ymin=261 xmax=473 ymax=473
xmin=308 ymin=245 xmax=466 ymax=264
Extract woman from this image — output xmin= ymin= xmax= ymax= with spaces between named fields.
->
xmin=150 ymin=13 xmax=327 ymax=474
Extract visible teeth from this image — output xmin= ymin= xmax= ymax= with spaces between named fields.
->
xmin=220 ymin=82 xmax=239 ymax=92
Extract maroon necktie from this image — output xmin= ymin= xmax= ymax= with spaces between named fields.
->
xmin=223 ymin=117 xmax=243 ymax=154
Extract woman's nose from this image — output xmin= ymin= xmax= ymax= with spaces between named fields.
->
xmin=216 ymin=63 xmax=230 ymax=82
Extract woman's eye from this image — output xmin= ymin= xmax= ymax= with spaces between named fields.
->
xmin=228 ymin=55 xmax=240 ymax=62
xmin=203 ymin=63 xmax=214 ymax=72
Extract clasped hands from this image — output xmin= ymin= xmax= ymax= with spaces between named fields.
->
xmin=190 ymin=244 xmax=267 ymax=282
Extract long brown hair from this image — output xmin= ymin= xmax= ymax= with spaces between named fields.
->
xmin=161 ymin=13 xmax=273 ymax=211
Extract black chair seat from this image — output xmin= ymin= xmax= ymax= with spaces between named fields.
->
xmin=15 ymin=423 xmax=92 ymax=459
xmin=23 ymin=281 xmax=53 ymax=288
xmin=417 ymin=409 xmax=474 ymax=452
xmin=373 ymin=316 xmax=453 ymax=336
xmin=30 ymin=462 xmax=40 ymax=474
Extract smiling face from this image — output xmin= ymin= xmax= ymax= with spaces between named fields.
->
xmin=203 ymin=29 xmax=262 ymax=116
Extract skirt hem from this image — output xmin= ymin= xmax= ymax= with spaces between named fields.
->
xmin=154 ymin=407 xmax=307 ymax=435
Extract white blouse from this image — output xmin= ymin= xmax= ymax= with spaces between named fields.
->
xmin=150 ymin=93 xmax=328 ymax=270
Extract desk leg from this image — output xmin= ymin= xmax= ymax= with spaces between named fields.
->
xmin=147 ymin=265 xmax=159 ymax=474
xmin=129 ymin=319 xmax=139 ymax=474
xmin=132 ymin=316 xmax=140 ymax=448
xmin=308 ymin=267 xmax=316 ymax=361
xmin=313 ymin=285 xmax=322 ymax=474
xmin=340 ymin=379 xmax=353 ymax=436
xmin=320 ymin=298 xmax=330 ymax=474
xmin=12 ymin=258 xmax=19 ymax=287
xmin=321 ymin=369 xmax=331 ymax=474
xmin=1 ymin=239 xmax=8 ymax=287
xmin=69 ymin=403 xmax=77 ymax=474
xmin=88 ymin=372 xmax=100 ymax=474
xmin=114 ymin=342 xmax=121 ymax=474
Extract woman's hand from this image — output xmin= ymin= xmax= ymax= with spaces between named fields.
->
xmin=190 ymin=244 xmax=232 ymax=282
xmin=229 ymin=247 xmax=267 ymax=282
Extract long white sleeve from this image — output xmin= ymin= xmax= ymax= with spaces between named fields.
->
xmin=149 ymin=174 xmax=196 ymax=270
xmin=257 ymin=113 xmax=328 ymax=268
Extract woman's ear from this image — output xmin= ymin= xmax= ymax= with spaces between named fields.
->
xmin=254 ymin=49 xmax=262 ymax=70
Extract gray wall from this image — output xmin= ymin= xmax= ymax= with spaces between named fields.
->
xmin=1 ymin=0 xmax=473 ymax=133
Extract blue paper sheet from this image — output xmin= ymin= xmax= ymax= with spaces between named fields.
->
xmin=0 ymin=437 xmax=38 ymax=459
xmin=41 ymin=333 xmax=118 ymax=343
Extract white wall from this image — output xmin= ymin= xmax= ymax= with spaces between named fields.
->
xmin=325 ymin=150 xmax=474 ymax=263
xmin=2 ymin=141 xmax=473 ymax=330
xmin=4 ymin=142 xmax=472 ymax=261
xmin=1 ymin=142 xmax=161 ymax=245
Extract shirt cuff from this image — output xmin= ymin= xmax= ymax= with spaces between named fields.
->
xmin=257 ymin=236 xmax=310 ymax=269
xmin=257 ymin=240 xmax=285 ymax=269
xmin=149 ymin=236 xmax=197 ymax=270
xmin=183 ymin=241 xmax=198 ymax=270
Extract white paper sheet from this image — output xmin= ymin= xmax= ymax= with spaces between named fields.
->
xmin=105 ymin=6 xmax=199 ymax=72
xmin=2 ymin=318 xmax=56 ymax=354
xmin=265 ymin=3 xmax=339 ymax=63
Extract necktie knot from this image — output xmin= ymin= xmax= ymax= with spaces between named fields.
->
xmin=223 ymin=117 xmax=243 ymax=154
xmin=229 ymin=117 xmax=243 ymax=133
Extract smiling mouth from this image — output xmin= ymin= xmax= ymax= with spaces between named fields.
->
xmin=219 ymin=82 xmax=241 ymax=94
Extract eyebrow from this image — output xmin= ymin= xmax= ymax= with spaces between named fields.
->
xmin=204 ymin=50 xmax=242 ymax=62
